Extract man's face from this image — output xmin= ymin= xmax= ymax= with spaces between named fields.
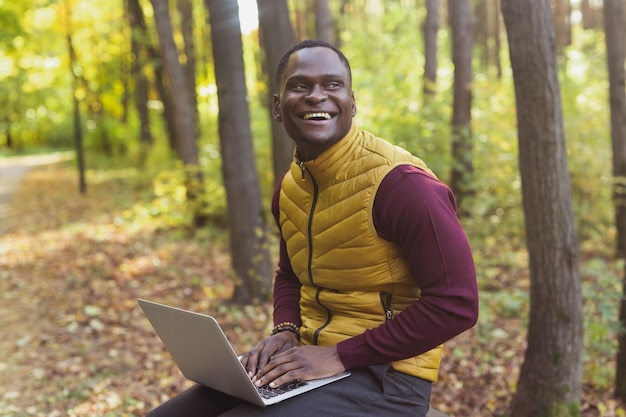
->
xmin=273 ymin=47 xmax=356 ymax=161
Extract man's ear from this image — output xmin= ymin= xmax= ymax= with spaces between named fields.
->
xmin=351 ymin=91 xmax=357 ymax=117
xmin=272 ymin=94 xmax=282 ymax=122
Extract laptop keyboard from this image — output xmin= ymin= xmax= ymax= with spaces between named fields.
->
xmin=257 ymin=381 xmax=308 ymax=399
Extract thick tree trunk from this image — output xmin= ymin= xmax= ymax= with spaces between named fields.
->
xmin=502 ymin=1 xmax=584 ymax=415
xmin=205 ymin=0 xmax=273 ymax=303
xmin=257 ymin=0 xmax=296 ymax=185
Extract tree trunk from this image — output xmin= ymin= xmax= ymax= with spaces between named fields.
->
xmin=604 ymin=0 xmax=626 ymax=257
xmin=177 ymin=0 xmax=199 ymax=133
xmin=293 ymin=0 xmax=313 ymax=42
xmin=205 ymin=0 xmax=273 ymax=304
xmin=618 ymin=259 xmax=626 ymax=400
xmin=65 ymin=7 xmax=87 ymax=194
xmin=553 ymin=0 xmax=572 ymax=55
xmin=581 ymin=0 xmax=602 ymax=30
xmin=334 ymin=0 xmax=349 ymax=48
xmin=153 ymin=55 xmax=179 ymax=156
xmin=127 ymin=0 xmax=177 ymax=157
xmin=604 ymin=0 xmax=626 ymax=401
xmin=5 ymin=123 xmax=12 ymax=148
xmin=474 ymin=0 xmax=488 ymax=69
xmin=314 ymin=0 xmax=334 ymax=43
xmin=448 ymin=0 xmax=473 ymax=216
xmin=423 ymin=0 xmax=439 ymax=96
xmin=126 ymin=0 xmax=153 ymax=164
xmin=150 ymin=0 xmax=207 ymax=226
xmin=502 ymin=1 xmax=584 ymax=416
xmin=151 ymin=0 xmax=198 ymax=165
xmin=494 ymin=0 xmax=502 ymax=78
xmin=257 ymin=0 xmax=296 ymax=185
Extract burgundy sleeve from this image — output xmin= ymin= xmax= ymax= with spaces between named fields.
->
xmin=336 ymin=165 xmax=479 ymax=369
xmin=271 ymin=179 xmax=302 ymax=327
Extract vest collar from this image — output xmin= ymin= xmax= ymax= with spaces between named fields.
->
xmin=294 ymin=122 xmax=359 ymax=181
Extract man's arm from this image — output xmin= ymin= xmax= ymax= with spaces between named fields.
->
xmin=337 ymin=165 xmax=479 ymax=369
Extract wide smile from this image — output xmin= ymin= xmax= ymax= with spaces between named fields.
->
xmin=302 ymin=112 xmax=332 ymax=121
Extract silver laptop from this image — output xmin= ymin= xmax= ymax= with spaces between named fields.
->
xmin=138 ymin=299 xmax=350 ymax=406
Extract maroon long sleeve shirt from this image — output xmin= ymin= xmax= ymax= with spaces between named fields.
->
xmin=272 ymin=164 xmax=479 ymax=371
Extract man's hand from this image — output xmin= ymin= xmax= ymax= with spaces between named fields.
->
xmin=251 ymin=344 xmax=345 ymax=388
xmin=240 ymin=331 xmax=299 ymax=379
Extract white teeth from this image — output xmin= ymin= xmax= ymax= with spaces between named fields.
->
xmin=303 ymin=112 xmax=331 ymax=120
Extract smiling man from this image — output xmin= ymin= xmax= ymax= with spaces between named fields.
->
xmin=272 ymin=43 xmax=356 ymax=161
xmin=147 ymin=40 xmax=478 ymax=417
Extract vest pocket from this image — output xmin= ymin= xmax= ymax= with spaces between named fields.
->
xmin=380 ymin=292 xmax=393 ymax=321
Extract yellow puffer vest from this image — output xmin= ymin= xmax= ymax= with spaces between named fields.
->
xmin=278 ymin=123 xmax=443 ymax=381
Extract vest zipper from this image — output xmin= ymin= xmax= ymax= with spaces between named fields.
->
xmin=299 ymin=161 xmax=306 ymax=181
xmin=306 ymin=168 xmax=318 ymax=285
xmin=305 ymin=168 xmax=329 ymax=344
xmin=312 ymin=287 xmax=332 ymax=345
xmin=380 ymin=292 xmax=393 ymax=321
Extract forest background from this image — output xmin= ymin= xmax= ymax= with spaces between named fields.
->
xmin=0 ymin=0 xmax=625 ymax=416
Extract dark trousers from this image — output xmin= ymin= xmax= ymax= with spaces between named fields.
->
xmin=146 ymin=365 xmax=432 ymax=417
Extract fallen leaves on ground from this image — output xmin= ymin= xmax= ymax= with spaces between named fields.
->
xmin=0 ymin=162 xmax=623 ymax=417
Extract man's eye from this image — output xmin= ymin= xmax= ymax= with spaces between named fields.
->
xmin=291 ymin=84 xmax=308 ymax=91
xmin=327 ymin=82 xmax=341 ymax=88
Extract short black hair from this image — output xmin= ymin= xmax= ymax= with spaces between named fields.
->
xmin=275 ymin=39 xmax=352 ymax=90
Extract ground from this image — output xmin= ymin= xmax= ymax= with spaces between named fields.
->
xmin=0 ymin=156 xmax=624 ymax=416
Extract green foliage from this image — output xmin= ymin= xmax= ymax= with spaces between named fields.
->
xmin=463 ymin=73 xmax=524 ymax=253
xmin=581 ymin=257 xmax=623 ymax=389
xmin=342 ymin=2 xmax=453 ymax=179
xmin=480 ymin=288 xmax=529 ymax=322
xmin=549 ymin=401 xmax=582 ymax=417
xmin=121 ymin=164 xmax=229 ymax=231
xmin=561 ymin=38 xmax=614 ymax=249
xmin=0 ymin=5 xmax=24 ymax=47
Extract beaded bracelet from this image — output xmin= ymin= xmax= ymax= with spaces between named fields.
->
xmin=271 ymin=321 xmax=300 ymax=339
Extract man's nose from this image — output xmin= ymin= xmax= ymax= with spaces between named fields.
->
xmin=305 ymin=85 xmax=327 ymax=103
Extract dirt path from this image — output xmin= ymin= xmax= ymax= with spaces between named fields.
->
xmin=0 ymin=152 xmax=74 ymax=415
xmin=0 ymin=152 xmax=73 ymax=235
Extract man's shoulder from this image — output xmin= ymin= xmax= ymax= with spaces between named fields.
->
xmin=358 ymin=129 xmax=435 ymax=177
xmin=381 ymin=164 xmax=441 ymax=191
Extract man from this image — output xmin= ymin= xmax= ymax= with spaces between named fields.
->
xmin=147 ymin=39 xmax=478 ymax=417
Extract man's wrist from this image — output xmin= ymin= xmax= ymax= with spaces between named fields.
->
xmin=270 ymin=321 xmax=300 ymax=340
